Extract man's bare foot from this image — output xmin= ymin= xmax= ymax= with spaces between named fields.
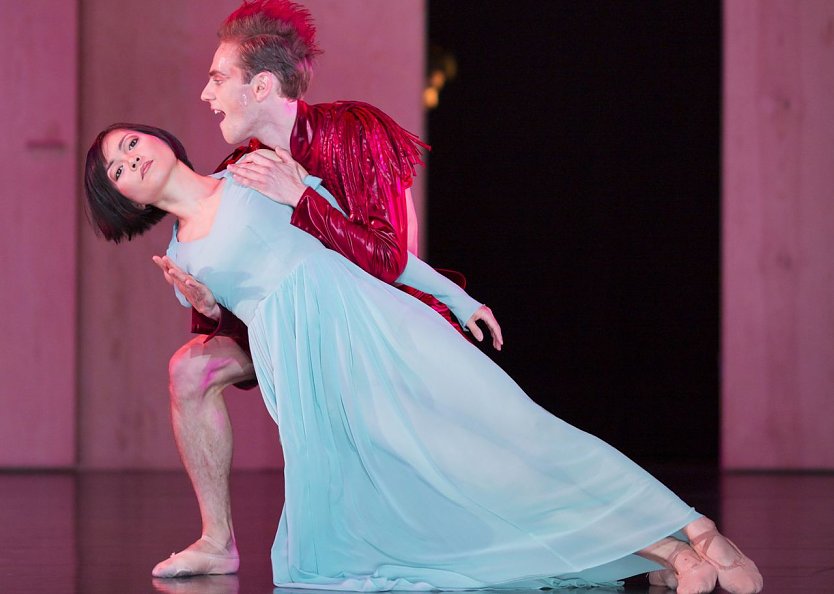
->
xmin=152 ymin=535 xmax=239 ymax=578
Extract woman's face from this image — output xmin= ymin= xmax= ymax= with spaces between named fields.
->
xmin=100 ymin=129 xmax=177 ymax=206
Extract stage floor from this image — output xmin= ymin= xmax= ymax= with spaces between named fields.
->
xmin=1 ymin=465 xmax=831 ymax=593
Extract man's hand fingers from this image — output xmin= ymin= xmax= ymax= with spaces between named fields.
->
xmin=274 ymin=146 xmax=293 ymax=162
xmin=229 ymin=161 xmax=271 ymax=177
xmin=253 ymin=148 xmax=283 ymax=162
xmin=229 ymin=161 xmax=283 ymax=192
xmin=234 ymin=152 xmax=264 ymax=165
xmin=228 ymin=167 xmax=262 ymax=187
xmin=241 ymin=150 xmax=281 ymax=165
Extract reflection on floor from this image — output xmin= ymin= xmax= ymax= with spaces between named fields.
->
xmin=0 ymin=466 xmax=831 ymax=593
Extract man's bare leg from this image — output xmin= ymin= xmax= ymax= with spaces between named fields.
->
xmin=152 ymin=335 xmax=256 ymax=578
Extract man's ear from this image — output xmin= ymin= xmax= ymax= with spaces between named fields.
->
xmin=252 ymin=71 xmax=279 ymax=101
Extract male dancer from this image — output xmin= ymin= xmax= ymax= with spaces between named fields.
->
xmin=152 ymin=0 xmax=501 ymax=578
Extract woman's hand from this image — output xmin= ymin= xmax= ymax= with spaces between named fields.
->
xmin=466 ymin=305 xmax=504 ymax=351
xmin=152 ymin=255 xmax=221 ymax=321
xmin=227 ymin=147 xmax=309 ymax=207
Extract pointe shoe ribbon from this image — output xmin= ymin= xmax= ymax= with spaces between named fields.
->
xmin=152 ymin=535 xmax=240 ymax=578
xmin=688 ymin=530 xmax=763 ymax=594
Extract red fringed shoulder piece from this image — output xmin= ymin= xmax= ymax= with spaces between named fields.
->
xmin=322 ymin=101 xmax=429 ymax=221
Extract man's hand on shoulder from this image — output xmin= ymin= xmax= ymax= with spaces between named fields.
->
xmin=152 ymin=255 xmax=221 ymax=321
xmin=227 ymin=147 xmax=309 ymax=207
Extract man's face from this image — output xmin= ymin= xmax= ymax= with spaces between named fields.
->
xmin=201 ymin=42 xmax=257 ymax=145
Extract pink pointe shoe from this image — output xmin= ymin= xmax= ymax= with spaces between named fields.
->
xmin=152 ymin=535 xmax=240 ymax=578
xmin=648 ymin=541 xmax=717 ymax=594
xmin=689 ymin=530 xmax=763 ymax=594
xmin=648 ymin=568 xmax=677 ymax=589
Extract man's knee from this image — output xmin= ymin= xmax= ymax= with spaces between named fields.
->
xmin=168 ymin=336 xmax=255 ymax=404
xmin=169 ymin=341 xmax=209 ymax=403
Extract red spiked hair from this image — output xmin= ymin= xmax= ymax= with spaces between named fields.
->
xmin=219 ymin=0 xmax=322 ymax=99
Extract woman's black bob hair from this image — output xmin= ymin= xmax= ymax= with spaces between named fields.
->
xmin=84 ymin=123 xmax=194 ymax=243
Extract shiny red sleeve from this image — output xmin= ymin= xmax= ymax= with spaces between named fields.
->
xmin=190 ymin=306 xmax=250 ymax=353
xmin=191 ymin=307 xmax=257 ymax=390
xmin=290 ymin=103 xmax=427 ymax=284
xmin=290 ymin=186 xmax=407 ymax=283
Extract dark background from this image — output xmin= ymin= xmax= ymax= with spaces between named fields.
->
xmin=427 ymin=1 xmax=721 ymax=464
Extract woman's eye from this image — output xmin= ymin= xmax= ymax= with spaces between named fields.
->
xmin=115 ymin=165 xmax=123 ymax=181
xmin=213 ymin=79 xmax=223 ymax=86
xmin=128 ymin=137 xmax=137 ymax=150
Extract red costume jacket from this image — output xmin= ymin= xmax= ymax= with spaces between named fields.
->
xmin=192 ymin=101 xmax=465 ymax=388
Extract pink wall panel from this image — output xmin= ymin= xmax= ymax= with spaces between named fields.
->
xmin=0 ymin=1 xmax=78 ymax=467
xmin=77 ymin=1 xmax=426 ymax=469
xmin=723 ymin=0 xmax=834 ymax=469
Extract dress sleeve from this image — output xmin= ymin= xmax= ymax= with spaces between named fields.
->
xmin=290 ymin=103 xmax=428 ymax=284
xmin=396 ymin=253 xmax=482 ymax=328
xmin=300 ymin=175 xmax=480 ymax=328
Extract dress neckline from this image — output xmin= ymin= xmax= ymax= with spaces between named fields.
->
xmin=172 ymin=173 xmax=228 ymax=246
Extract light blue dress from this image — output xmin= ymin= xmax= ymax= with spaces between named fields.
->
xmin=166 ymin=173 xmax=701 ymax=591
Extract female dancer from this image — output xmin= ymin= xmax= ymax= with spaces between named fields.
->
xmin=85 ymin=124 xmax=762 ymax=594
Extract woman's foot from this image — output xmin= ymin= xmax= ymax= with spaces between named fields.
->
xmin=152 ymin=534 xmax=240 ymax=578
xmin=686 ymin=520 xmax=763 ymax=594
xmin=667 ymin=541 xmax=718 ymax=594
xmin=648 ymin=568 xmax=677 ymax=589
xmin=640 ymin=538 xmax=717 ymax=594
